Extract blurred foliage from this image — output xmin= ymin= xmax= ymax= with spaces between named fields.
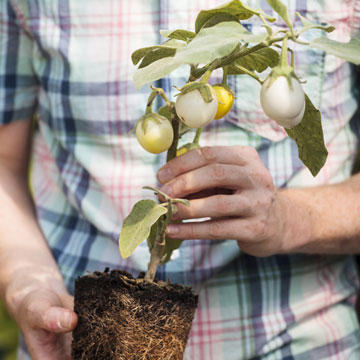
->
xmin=0 ymin=300 xmax=17 ymax=360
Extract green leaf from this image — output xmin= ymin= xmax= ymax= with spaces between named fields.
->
xmin=158 ymin=104 xmax=175 ymax=121
xmin=139 ymin=48 xmax=177 ymax=69
xmin=286 ymin=95 xmax=328 ymax=177
xmin=160 ymin=29 xmax=196 ymax=42
xmin=133 ymin=56 xmax=181 ymax=89
xmin=310 ymin=37 xmax=360 ymax=65
xmin=131 ymin=40 xmax=183 ymax=66
xmin=160 ymin=237 xmax=183 ymax=264
xmin=296 ymin=12 xmax=335 ymax=32
xmin=266 ymin=0 xmax=293 ymax=31
xmin=228 ymin=47 xmax=280 ymax=73
xmin=147 ymin=220 xmax=159 ymax=251
xmin=296 ymin=12 xmax=316 ymax=28
xmin=202 ymin=13 xmax=243 ymax=29
xmin=174 ymin=22 xmax=267 ymax=65
xmin=119 ymin=200 xmax=167 ymax=258
xmin=195 ymin=0 xmax=275 ymax=33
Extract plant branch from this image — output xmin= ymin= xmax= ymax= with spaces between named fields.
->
xmin=191 ymin=36 xmax=286 ymax=79
xmin=166 ymin=113 xmax=180 ymax=162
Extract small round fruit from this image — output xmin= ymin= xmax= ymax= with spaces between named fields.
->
xmin=175 ymin=89 xmax=218 ymax=128
xmin=135 ymin=114 xmax=174 ymax=154
xmin=274 ymin=100 xmax=305 ymax=128
xmin=260 ymin=76 xmax=305 ymax=128
xmin=212 ymin=84 xmax=234 ymax=119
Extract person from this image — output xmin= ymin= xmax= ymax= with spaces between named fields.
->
xmin=0 ymin=0 xmax=359 ymax=359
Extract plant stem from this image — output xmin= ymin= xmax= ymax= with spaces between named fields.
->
xmin=145 ymin=234 xmax=163 ymax=281
xmin=222 ymin=67 xmax=228 ymax=85
xmin=193 ymin=128 xmax=203 ymax=144
xmin=150 ymin=85 xmax=172 ymax=106
xmin=232 ymin=65 xmax=263 ymax=84
xmin=280 ymin=34 xmax=290 ymax=68
xmin=145 ymin=201 xmax=174 ymax=281
xmin=191 ymin=36 xmax=286 ymax=80
xmin=166 ymin=114 xmax=180 ymax=162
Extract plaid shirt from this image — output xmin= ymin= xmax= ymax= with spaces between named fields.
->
xmin=1 ymin=0 xmax=360 ymax=359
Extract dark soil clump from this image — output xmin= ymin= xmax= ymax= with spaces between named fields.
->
xmin=71 ymin=269 xmax=198 ymax=360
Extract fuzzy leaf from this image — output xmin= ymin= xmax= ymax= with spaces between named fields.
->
xmin=195 ymin=0 xmax=275 ymax=33
xmin=286 ymin=95 xmax=327 ymax=177
xmin=202 ymin=13 xmax=243 ymax=29
xmin=160 ymin=29 xmax=196 ymax=42
xmin=131 ymin=40 xmax=183 ymax=66
xmin=133 ymin=56 xmax=181 ymax=89
xmin=229 ymin=47 xmax=280 ymax=73
xmin=296 ymin=12 xmax=335 ymax=32
xmin=266 ymin=0 xmax=293 ymax=31
xmin=160 ymin=237 xmax=183 ymax=264
xmin=174 ymin=22 xmax=267 ymax=65
xmin=310 ymin=37 xmax=360 ymax=65
xmin=139 ymin=48 xmax=177 ymax=69
xmin=119 ymin=200 xmax=167 ymax=258
xmin=158 ymin=104 xmax=175 ymax=121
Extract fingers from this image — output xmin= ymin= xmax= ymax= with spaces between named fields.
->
xmin=173 ymin=194 xmax=252 ymax=220
xmin=157 ymin=146 xmax=258 ymax=184
xmin=24 ymin=290 xmax=77 ymax=333
xmin=166 ymin=217 xmax=258 ymax=242
xmin=42 ymin=307 xmax=77 ymax=333
xmin=160 ymin=163 xmax=252 ymax=199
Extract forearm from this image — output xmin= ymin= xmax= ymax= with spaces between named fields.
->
xmin=279 ymin=173 xmax=360 ymax=254
xmin=0 ymin=164 xmax=66 ymax=318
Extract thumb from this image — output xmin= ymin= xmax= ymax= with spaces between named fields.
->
xmin=25 ymin=290 xmax=77 ymax=333
xmin=42 ymin=306 xmax=77 ymax=333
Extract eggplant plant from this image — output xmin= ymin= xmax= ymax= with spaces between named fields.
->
xmin=119 ymin=0 xmax=360 ymax=281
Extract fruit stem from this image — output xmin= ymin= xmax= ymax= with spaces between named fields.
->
xmin=222 ymin=67 xmax=228 ymax=85
xmin=233 ymin=65 xmax=263 ymax=84
xmin=193 ymin=128 xmax=203 ymax=144
xmin=280 ymin=33 xmax=291 ymax=68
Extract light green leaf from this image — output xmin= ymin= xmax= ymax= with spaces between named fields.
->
xmin=160 ymin=29 xmax=196 ymax=42
xmin=138 ymin=48 xmax=176 ymax=69
xmin=174 ymin=22 xmax=267 ymax=65
xmin=158 ymin=104 xmax=175 ymax=121
xmin=310 ymin=37 xmax=360 ymax=65
xmin=195 ymin=0 xmax=275 ymax=33
xmin=160 ymin=237 xmax=183 ymax=264
xmin=119 ymin=200 xmax=167 ymax=258
xmin=133 ymin=56 xmax=181 ymax=89
xmin=296 ymin=12 xmax=315 ymax=27
xmin=286 ymin=95 xmax=327 ymax=177
xmin=201 ymin=13 xmax=243 ymax=29
xmin=131 ymin=40 xmax=183 ymax=66
xmin=296 ymin=12 xmax=335 ymax=33
xmin=230 ymin=47 xmax=280 ymax=73
xmin=266 ymin=0 xmax=293 ymax=31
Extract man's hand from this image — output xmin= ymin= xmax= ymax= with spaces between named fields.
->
xmin=157 ymin=146 xmax=290 ymax=257
xmin=9 ymin=286 xmax=77 ymax=360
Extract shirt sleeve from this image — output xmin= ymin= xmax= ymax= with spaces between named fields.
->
xmin=0 ymin=1 xmax=38 ymax=125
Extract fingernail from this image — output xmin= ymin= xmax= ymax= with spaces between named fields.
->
xmin=158 ymin=167 xmax=172 ymax=183
xmin=59 ymin=311 xmax=73 ymax=330
xmin=166 ymin=224 xmax=179 ymax=235
xmin=161 ymin=184 xmax=172 ymax=197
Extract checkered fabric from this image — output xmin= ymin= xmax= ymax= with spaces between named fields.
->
xmin=1 ymin=0 xmax=360 ymax=359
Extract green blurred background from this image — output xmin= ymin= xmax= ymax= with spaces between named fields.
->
xmin=0 ymin=300 xmax=18 ymax=360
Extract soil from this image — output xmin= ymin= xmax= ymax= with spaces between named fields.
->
xmin=71 ymin=269 xmax=198 ymax=360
